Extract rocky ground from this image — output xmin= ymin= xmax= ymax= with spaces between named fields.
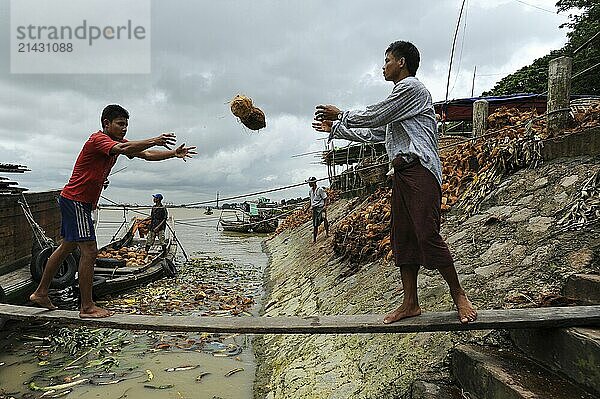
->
xmin=253 ymin=154 xmax=600 ymax=399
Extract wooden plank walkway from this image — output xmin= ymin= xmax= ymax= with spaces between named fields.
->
xmin=0 ymin=304 xmax=599 ymax=334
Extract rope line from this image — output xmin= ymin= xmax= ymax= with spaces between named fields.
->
xmin=572 ymin=30 xmax=600 ymax=56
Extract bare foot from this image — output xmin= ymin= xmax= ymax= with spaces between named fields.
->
xmin=452 ymin=290 xmax=477 ymax=324
xmin=79 ymin=305 xmax=114 ymax=318
xmin=383 ymin=304 xmax=421 ymax=324
xmin=29 ymin=293 xmax=57 ymax=310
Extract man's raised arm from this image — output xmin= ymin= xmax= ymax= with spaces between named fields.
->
xmin=110 ymin=133 xmax=176 ymax=156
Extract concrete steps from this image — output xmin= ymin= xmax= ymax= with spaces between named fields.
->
xmin=511 ymin=327 xmax=600 ymax=395
xmin=510 ymin=274 xmax=600 ymax=395
xmin=563 ymin=274 xmax=600 ymax=305
xmin=453 ymin=345 xmax=596 ymax=399
xmin=411 ymin=380 xmax=463 ymax=399
xmin=451 ymin=274 xmax=600 ymax=399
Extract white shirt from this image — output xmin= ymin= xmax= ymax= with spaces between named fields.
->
xmin=309 ymin=186 xmax=327 ymax=208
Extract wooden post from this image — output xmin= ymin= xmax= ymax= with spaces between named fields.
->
xmin=547 ymin=56 xmax=572 ymax=136
xmin=472 ymin=99 xmax=489 ymax=137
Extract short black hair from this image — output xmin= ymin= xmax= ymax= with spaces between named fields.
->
xmin=101 ymin=104 xmax=129 ymax=128
xmin=386 ymin=41 xmax=420 ymax=76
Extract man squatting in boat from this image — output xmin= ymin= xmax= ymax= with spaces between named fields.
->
xmin=313 ymin=40 xmax=477 ymax=324
xmin=30 ymin=104 xmax=196 ymax=318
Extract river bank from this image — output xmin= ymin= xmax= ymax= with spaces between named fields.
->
xmin=254 ymin=155 xmax=600 ymax=398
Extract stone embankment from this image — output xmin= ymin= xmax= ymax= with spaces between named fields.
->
xmin=254 ymin=155 xmax=600 ymax=399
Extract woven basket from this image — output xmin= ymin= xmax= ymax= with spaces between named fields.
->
xmin=570 ymin=98 xmax=600 ymax=114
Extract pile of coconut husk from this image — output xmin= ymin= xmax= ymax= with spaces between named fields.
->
xmin=572 ymin=100 xmax=600 ymax=130
xmin=97 ymin=246 xmax=147 ymax=267
xmin=274 ymin=189 xmax=341 ymax=235
xmin=331 ymin=188 xmax=392 ymax=268
xmin=487 ymin=107 xmax=543 ymax=131
xmin=331 ymin=107 xmax=550 ymax=267
xmin=441 ymin=107 xmax=546 ymax=213
xmin=230 ymin=94 xmax=266 ymax=130
xmin=274 ymin=208 xmax=310 ymax=235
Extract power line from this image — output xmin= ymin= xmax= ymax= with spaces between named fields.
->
xmin=572 ymin=30 xmax=600 ymax=56
xmin=572 ymin=61 xmax=600 ymax=81
xmin=513 ymin=0 xmax=562 ymax=15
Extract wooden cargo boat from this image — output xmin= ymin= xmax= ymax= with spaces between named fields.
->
xmin=91 ymin=217 xmax=178 ymax=298
xmin=218 ymin=208 xmax=278 ymax=234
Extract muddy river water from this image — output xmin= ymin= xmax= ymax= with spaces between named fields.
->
xmin=0 ymin=207 xmax=268 ymax=399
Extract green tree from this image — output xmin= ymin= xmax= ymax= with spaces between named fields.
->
xmin=483 ymin=0 xmax=600 ymax=96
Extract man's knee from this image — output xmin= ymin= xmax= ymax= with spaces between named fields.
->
xmin=78 ymin=242 xmax=98 ymax=259
xmin=57 ymin=241 xmax=77 ymax=254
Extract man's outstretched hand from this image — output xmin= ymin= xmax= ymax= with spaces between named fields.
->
xmin=174 ymin=144 xmax=197 ymax=162
xmin=312 ymin=120 xmax=333 ymax=133
xmin=154 ymin=133 xmax=177 ymax=150
xmin=315 ymin=104 xmax=341 ymax=121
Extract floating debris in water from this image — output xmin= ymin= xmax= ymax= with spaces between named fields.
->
xmin=224 ymin=367 xmax=244 ymax=377
xmin=144 ymin=384 xmax=174 ymax=389
xmin=165 ymin=365 xmax=198 ymax=372
xmin=101 ymin=257 xmax=257 ymax=317
xmin=144 ymin=369 xmax=154 ymax=382
xmin=90 ymin=378 xmax=125 ymax=385
xmin=29 ymin=378 xmax=89 ymax=391
xmin=195 ymin=372 xmax=211 ymax=382
xmin=1 ymin=253 xmax=262 ymax=397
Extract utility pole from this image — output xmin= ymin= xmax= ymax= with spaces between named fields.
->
xmin=471 ymin=65 xmax=477 ymax=97
xmin=443 ymin=0 xmax=467 ymax=135
xmin=216 ymin=191 xmax=219 ymax=209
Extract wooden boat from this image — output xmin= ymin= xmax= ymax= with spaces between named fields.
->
xmin=0 ymin=201 xmax=177 ymax=305
xmin=218 ymin=208 xmax=278 ymax=234
xmin=219 ymin=219 xmax=251 ymax=233
xmin=91 ymin=217 xmax=177 ymax=298
xmin=0 ymin=190 xmax=62 ymax=304
xmin=0 ymin=165 xmax=178 ymax=308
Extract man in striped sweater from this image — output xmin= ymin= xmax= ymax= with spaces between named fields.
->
xmin=313 ymin=41 xmax=477 ymax=325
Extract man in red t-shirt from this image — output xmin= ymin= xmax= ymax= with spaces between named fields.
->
xmin=30 ymin=104 xmax=196 ymax=318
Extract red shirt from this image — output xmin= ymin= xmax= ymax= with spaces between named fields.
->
xmin=61 ymin=131 xmax=127 ymax=206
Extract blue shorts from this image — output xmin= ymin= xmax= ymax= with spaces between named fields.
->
xmin=59 ymin=196 xmax=96 ymax=242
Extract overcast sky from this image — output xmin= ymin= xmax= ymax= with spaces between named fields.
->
xmin=0 ymin=0 xmax=570 ymax=205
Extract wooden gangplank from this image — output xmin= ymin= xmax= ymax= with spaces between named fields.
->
xmin=0 ymin=304 xmax=599 ymax=334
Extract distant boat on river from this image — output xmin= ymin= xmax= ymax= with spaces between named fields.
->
xmin=218 ymin=204 xmax=278 ymax=234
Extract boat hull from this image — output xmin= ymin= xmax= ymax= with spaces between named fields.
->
xmin=0 ymin=191 xmax=61 ymax=304
xmin=92 ymin=218 xmax=178 ymax=298
xmin=93 ymin=243 xmax=177 ymax=298
xmin=220 ymin=218 xmax=277 ymax=234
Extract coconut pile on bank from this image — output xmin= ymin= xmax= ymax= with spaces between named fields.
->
xmin=273 ymin=188 xmax=340 ymax=235
xmin=332 ymin=188 xmax=393 ymax=267
xmin=274 ymin=104 xmax=600 ymax=268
